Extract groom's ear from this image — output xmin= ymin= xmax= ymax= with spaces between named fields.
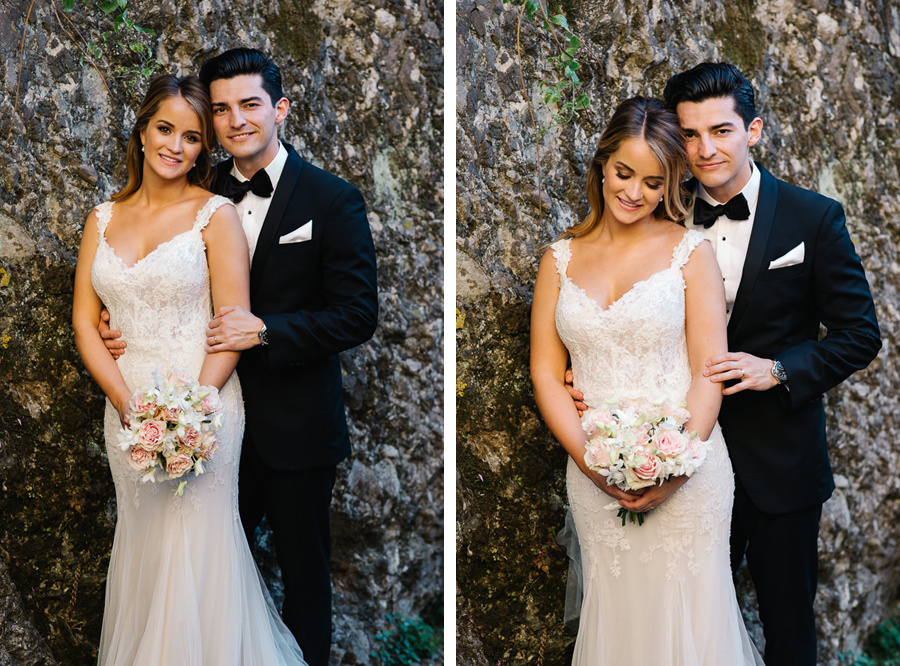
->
xmin=275 ymin=97 xmax=290 ymax=125
xmin=747 ymin=117 xmax=763 ymax=148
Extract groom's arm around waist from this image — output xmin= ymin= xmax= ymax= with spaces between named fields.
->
xmin=256 ymin=183 xmax=378 ymax=369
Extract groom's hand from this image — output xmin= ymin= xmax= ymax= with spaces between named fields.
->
xmin=99 ymin=308 xmax=126 ymax=359
xmin=564 ymin=368 xmax=589 ymax=416
xmin=704 ymin=351 xmax=779 ymax=395
xmin=206 ymin=306 xmax=265 ymax=352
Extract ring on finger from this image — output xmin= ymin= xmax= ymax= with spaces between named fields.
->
xmin=214 ymin=336 xmax=218 ymax=344
xmin=738 ymin=368 xmax=744 ymax=378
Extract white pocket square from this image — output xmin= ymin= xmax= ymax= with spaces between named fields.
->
xmin=768 ymin=242 xmax=805 ymax=269
xmin=279 ymin=220 xmax=313 ymax=244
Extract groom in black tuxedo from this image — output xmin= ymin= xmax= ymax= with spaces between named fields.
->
xmin=662 ymin=63 xmax=881 ymax=665
xmin=198 ymin=49 xmax=378 ymax=666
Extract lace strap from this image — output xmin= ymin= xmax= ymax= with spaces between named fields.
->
xmin=669 ymin=229 xmax=706 ymax=271
xmin=93 ymin=201 xmax=113 ymax=241
xmin=550 ymin=238 xmax=573 ymax=282
xmin=193 ymin=195 xmax=235 ymax=232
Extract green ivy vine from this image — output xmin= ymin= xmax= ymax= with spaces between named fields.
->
xmin=501 ymin=0 xmax=590 ymax=213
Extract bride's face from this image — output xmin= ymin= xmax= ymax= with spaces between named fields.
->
xmin=139 ymin=95 xmax=204 ymax=182
xmin=601 ymin=138 xmax=666 ymax=225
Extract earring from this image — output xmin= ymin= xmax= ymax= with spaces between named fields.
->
xmin=141 ymin=145 xmax=145 ymax=152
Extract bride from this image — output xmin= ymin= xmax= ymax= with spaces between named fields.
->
xmin=72 ymin=74 xmax=306 ymax=665
xmin=530 ymin=96 xmax=761 ymax=665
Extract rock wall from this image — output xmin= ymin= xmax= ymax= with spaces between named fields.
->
xmin=0 ymin=0 xmax=443 ymax=663
xmin=456 ymin=0 xmax=900 ymax=664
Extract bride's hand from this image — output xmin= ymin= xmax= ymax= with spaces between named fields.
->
xmin=582 ymin=466 xmax=645 ymax=501
xmin=114 ymin=396 xmax=131 ymax=429
xmin=618 ymin=475 xmax=689 ymax=513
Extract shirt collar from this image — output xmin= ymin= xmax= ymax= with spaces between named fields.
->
xmin=231 ymin=142 xmax=289 ymax=189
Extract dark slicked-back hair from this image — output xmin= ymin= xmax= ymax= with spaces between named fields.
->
xmin=662 ymin=62 xmax=758 ymax=129
xmin=199 ymin=48 xmax=285 ymax=106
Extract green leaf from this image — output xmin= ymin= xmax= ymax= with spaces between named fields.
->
xmin=550 ymin=14 xmax=569 ymax=30
xmin=575 ymin=94 xmax=590 ymax=110
xmin=98 ymin=0 xmax=118 ymax=14
xmin=61 ymin=0 xmax=75 ymax=11
xmin=523 ymin=0 xmax=538 ymax=19
xmin=130 ymin=42 xmax=145 ymax=55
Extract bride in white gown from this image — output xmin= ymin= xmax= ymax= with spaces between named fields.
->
xmin=531 ymin=97 xmax=762 ymax=665
xmin=72 ymin=75 xmax=306 ymax=665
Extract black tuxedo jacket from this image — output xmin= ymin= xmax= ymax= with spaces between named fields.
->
xmin=693 ymin=163 xmax=880 ymax=514
xmin=213 ymin=145 xmax=378 ymax=471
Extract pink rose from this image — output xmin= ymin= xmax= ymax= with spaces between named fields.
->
xmin=632 ymin=451 xmax=662 ymax=480
xmin=655 ymin=430 xmax=688 ymax=458
xmin=181 ymin=427 xmax=201 ymax=452
xmin=200 ymin=432 xmax=218 ymax=461
xmin=689 ymin=437 xmax=707 ymax=462
xmin=585 ymin=439 xmax=611 ymax=469
xmin=164 ymin=452 xmax=194 ymax=478
xmin=128 ymin=447 xmax=156 ymax=471
xmin=129 ymin=391 xmax=157 ymax=415
xmin=137 ymin=420 xmax=166 ymax=451
xmin=200 ymin=387 xmax=223 ymax=414
xmin=163 ymin=406 xmax=181 ymax=423
xmin=167 ymin=369 xmax=192 ymax=387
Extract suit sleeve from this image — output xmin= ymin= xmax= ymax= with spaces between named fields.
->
xmin=260 ymin=185 xmax=378 ymax=367
xmin=777 ymin=201 xmax=881 ymax=409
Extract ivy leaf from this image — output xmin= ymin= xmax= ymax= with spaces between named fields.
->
xmin=98 ymin=0 xmax=119 ymax=14
xmin=523 ymin=0 xmax=538 ymax=20
xmin=550 ymin=14 xmax=569 ymax=30
xmin=61 ymin=0 xmax=75 ymax=11
xmin=575 ymin=94 xmax=590 ymax=110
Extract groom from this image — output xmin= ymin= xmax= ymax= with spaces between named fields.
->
xmin=199 ymin=49 xmax=378 ymax=666
xmin=105 ymin=49 xmax=378 ymax=666
xmin=569 ymin=62 xmax=880 ymax=666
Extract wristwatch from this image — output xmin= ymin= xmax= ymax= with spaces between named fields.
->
xmin=771 ymin=359 xmax=787 ymax=384
xmin=257 ymin=322 xmax=269 ymax=346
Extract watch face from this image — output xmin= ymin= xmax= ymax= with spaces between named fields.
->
xmin=773 ymin=362 xmax=787 ymax=382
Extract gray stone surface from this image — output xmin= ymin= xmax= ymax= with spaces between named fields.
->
xmin=0 ymin=0 xmax=442 ymax=663
xmin=456 ymin=1 xmax=900 ymax=664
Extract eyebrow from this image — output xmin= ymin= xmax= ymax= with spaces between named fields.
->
xmin=155 ymin=119 xmax=201 ymax=135
xmin=614 ymin=161 xmax=663 ymax=180
xmin=211 ymin=96 xmax=265 ymax=107
xmin=682 ymin=121 xmax=738 ymax=133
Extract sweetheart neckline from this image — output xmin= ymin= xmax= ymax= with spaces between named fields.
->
xmin=564 ymin=266 xmax=677 ymax=313
xmin=100 ymin=197 xmax=216 ymax=270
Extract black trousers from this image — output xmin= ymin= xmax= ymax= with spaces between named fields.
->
xmin=731 ymin=477 xmax=822 ymax=666
xmin=239 ymin=437 xmax=337 ymax=666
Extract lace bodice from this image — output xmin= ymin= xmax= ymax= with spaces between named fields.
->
xmin=91 ymin=194 xmax=242 ymax=496
xmin=553 ymin=230 xmax=706 ymax=407
xmin=91 ymin=196 xmax=230 ymax=386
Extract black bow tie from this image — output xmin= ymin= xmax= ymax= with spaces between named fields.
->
xmin=220 ymin=169 xmax=274 ymax=203
xmin=692 ymin=193 xmax=751 ymax=229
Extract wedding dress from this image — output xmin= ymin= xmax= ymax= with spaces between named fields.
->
xmin=90 ymin=196 xmax=306 ymax=666
xmin=552 ymin=230 xmax=761 ymax=665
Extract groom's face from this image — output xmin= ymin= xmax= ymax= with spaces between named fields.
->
xmin=676 ymin=96 xmax=762 ymax=202
xmin=209 ymin=74 xmax=288 ymax=170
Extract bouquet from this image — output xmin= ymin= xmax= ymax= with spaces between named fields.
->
xmin=117 ymin=367 xmax=224 ymax=496
xmin=581 ymin=396 xmax=708 ymax=525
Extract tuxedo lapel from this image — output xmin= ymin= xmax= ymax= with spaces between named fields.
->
xmin=727 ymin=162 xmax=777 ymax=336
xmin=249 ymin=145 xmax=304 ymax=299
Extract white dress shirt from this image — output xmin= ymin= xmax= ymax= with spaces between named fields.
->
xmin=231 ymin=143 xmax=288 ymax=261
xmin=687 ymin=162 xmax=761 ymax=322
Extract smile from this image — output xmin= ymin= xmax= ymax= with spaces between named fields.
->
xmin=696 ymin=162 xmax=723 ymax=170
xmin=617 ymin=197 xmax=642 ymax=211
xmin=159 ymin=154 xmax=182 ymax=165
xmin=228 ymin=131 xmax=255 ymax=140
